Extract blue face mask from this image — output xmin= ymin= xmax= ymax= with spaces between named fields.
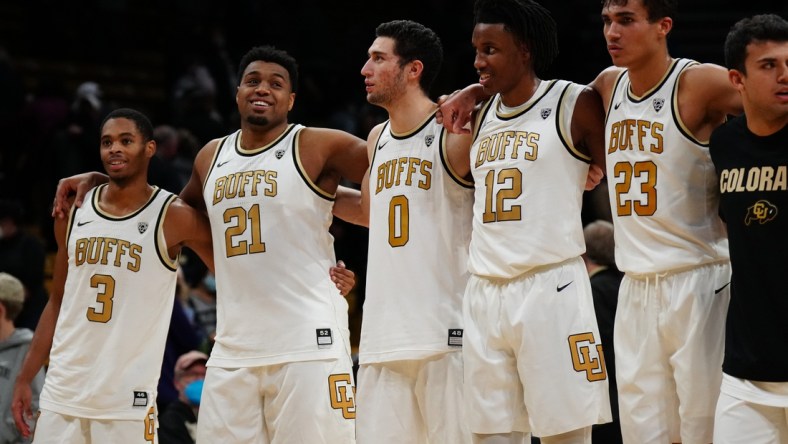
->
xmin=184 ymin=379 xmax=204 ymax=405
xmin=202 ymin=274 xmax=216 ymax=293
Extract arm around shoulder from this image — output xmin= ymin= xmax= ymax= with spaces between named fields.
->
xmin=571 ymin=86 xmax=607 ymax=171
xmin=164 ymin=198 xmax=214 ymax=272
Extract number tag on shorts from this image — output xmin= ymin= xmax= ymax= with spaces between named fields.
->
xmin=316 ymin=328 xmax=333 ymax=348
xmin=133 ymin=391 xmax=149 ymax=407
xmin=448 ymin=329 xmax=463 ymax=347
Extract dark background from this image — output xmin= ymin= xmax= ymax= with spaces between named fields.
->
xmin=0 ymin=0 xmax=785 ymax=344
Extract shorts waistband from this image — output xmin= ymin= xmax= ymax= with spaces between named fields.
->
xmin=624 ymin=259 xmax=730 ymax=280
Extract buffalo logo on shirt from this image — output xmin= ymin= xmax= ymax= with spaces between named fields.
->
xmin=745 ymin=200 xmax=778 ymax=226
xmin=652 ymin=98 xmax=665 ymax=112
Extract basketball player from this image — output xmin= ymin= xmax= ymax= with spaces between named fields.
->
xmin=333 ymin=20 xmax=475 ymax=443
xmin=588 ymin=2 xmax=743 ymax=442
xmin=709 ymin=14 xmax=788 ymax=443
xmin=12 ymin=108 xmax=215 ymax=443
xmin=51 ymin=46 xmax=367 ymax=443
xmin=462 ymin=1 xmax=611 ymax=443
xmin=440 ymin=1 xmax=743 ymax=442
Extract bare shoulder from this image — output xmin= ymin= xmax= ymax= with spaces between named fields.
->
xmin=589 ymin=66 xmax=625 ymax=99
xmin=299 ymin=126 xmax=364 ymax=147
xmin=680 ymin=63 xmax=732 ymax=95
xmin=679 ymin=62 xmax=742 ymax=121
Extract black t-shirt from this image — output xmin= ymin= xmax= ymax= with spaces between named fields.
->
xmin=709 ymin=115 xmax=788 ymax=382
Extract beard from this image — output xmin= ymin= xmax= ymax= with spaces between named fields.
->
xmin=366 ymin=71 xmax=407 ymax=106
xmin=246 ymin=115 xmax=269 ymax=127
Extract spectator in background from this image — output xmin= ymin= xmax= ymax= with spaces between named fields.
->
xmin=149 ymin=125 xmax=189 ymax=194
xmin=0 ymin=200 xmax=47 ymax=331
xmin=158 ymin=351 xmax=208 ymax=444
xmin=52 ymin=81 xmax=107 ymax=179
xmin=582 ymin=220 xmax=623 ymax=444
xmin=0 ymin=272 xmax=45 ymax=444
xmin=172 ymin=62 xmax=227 ymax=146
xmin=157 ymin=287 xmax=202 ymax=413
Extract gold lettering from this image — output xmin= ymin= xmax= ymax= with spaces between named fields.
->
xmin=650 ymin=122 xmax=664 ymax=153
xmin=127 ymin=244 xmax=142 ymax=272
xmin=213 ymin=177 xmax=226 ymax=205
xmin=418 ymin=161 xmax=432 ymax=190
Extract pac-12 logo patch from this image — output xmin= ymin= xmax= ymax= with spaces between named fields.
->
xmin=653 ymin=98 xmax=665 ymax=112
xmin=137 ymin=222 xmax=148 ymax=234
xmin=328 ymin=374 xmax=356 ymax=419
xmin=745 ymin=200 xmax=778 ymax=226
xmin=568 ymin=332 xmax=607 ymax=382
xmin=425 ymin=135 xmax=435 ymax=147
xmin=540 ymin=108 xmax=552 ymax=119
xmin=275 ymin=148 xmax=286 ymax=159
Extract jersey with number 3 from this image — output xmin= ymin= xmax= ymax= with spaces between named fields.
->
xmin=605 ymin=58 xmax=728 ymax=274
xmin=40 ymin=185 xmax=177 ymax=420
xmin=469 ymin=80 xmax=589 ymax=279
xmin=362 ymin=115 xmax=473 ymax=364
xmin=203 ymin=125 xmax=349 ymax=367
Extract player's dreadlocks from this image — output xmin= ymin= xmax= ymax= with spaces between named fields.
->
xmin=474 ymin=0 xmax=559 ymax=78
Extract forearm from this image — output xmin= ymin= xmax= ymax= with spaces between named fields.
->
xmin=16 ymin=301 xmax=59 ymax=384
xmin=333 ymin=186 xmax=368 ymax=227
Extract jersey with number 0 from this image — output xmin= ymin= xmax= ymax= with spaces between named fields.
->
xmin=362 ymin=114 xmax=474 ymax=364
xmin=469 ymin=80 xmax=589 ymax=279
xmin=203 ymin=125 xmax=349 ymax=367
xmin=40 ymin=185 xmax=178 ymax=420
xmin=605 ymin=58 xmax=728 ymax=274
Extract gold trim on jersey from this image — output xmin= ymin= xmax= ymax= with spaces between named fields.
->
xmin=626 ymin=58 xmax=680 ymax=102
xmin=671 ymin=61 xmax=708 ymax=146
xmin=293 ymin=129 xmax=336 ymax=201
xmin=236 ymin=124 xmax=297 ymax=156
xmin=556 ymin=84 xmax=591 ymax=163
xmin=494 ymin=80 xmax=558 ymax=120
xmin=604 ymin=70 xmax=627 ymax=125
xmin=389 ymin=110 xmax=438 ymax=139
xmin=91 ymin=184 xmax=163 ymax=221
xmin=65 ymin=203 xmax=78 ymax=246
xmin=202 ymin=135 xmax=229 ymax=193
xmin=155 ymin=194 xmax=179 ymax=271
xmin=440 ymin=129 xmax=473 ymax=188
xmin=369 ymin=121 xmax=389 ymax=171
xmin=472 ymin=98 xmax=495 ymax=142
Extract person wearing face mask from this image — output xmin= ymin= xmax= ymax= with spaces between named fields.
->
xmin=158 ymin=351 xmax=208 ymax=444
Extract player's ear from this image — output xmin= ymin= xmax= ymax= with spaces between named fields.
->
xmin=409 ymin=60 xmax=424 ymax=81
xmin=288 ymin=93 xmax=295 ymax=112
xmin=658 ymin=17 xmax=673 ymax=37
xmin=728 ymin=69 xmax=745 ymax=91
xmin=146 ymin=140 xmax=156 ymax=159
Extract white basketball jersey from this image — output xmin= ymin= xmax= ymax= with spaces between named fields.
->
xmin=203 ymin=125 xmax=349 ymax=367
xmin=605 ymin=58 xmax=728 ymax=274
xmin=40 ymin=185 xmax=178 ymax=420
xmin=468 ymin=80 xmax=589 ymax=278
xmin=361 ymin=115 xmax=474 ymax=364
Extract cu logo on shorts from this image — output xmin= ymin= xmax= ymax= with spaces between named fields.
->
xmin=328 ymin=373 xmax=356 ymax=419
xmin=568 ymin=332 xmax=607 ymax=382
xmin=144 ymin=407 xmax=155 ymax=443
